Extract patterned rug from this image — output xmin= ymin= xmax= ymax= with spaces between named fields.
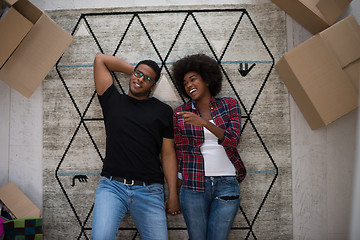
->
xmin=43 ymin=4 xmax=290 ymax=239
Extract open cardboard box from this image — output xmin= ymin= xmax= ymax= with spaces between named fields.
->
xmin=0 ymin=0 xmax=73 ymax=98
xmin=275 ymin=15 xmax=360 ymax=130
xmin=0 ymin=182 xmax=41 ymax=219
xmin=271 ymin=0 xmax=352 ymax=34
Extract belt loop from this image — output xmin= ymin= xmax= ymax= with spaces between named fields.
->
xmin=110 ymin=176 xmax=113 ymax=180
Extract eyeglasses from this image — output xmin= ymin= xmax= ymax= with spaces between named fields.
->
xmin=133 ymin=69 xmax=154 ymax=82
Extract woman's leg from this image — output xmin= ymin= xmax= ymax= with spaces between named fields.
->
xmin=207 ymin=176 xmax=240 ymax=240
xmin=180 ymin=186 xmax=211 ymax=240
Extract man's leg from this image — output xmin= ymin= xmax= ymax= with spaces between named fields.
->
xmin=129 ymin=183 xmax=168 ymax=240
xmin=91 ymin=177 xmax=129 ymax=240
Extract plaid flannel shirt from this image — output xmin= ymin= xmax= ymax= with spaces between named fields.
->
xmin=173 ymin=97 xmax=246 ymax=192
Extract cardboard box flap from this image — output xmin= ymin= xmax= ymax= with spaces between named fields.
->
xmin=320 ymin=15 xmax=360 ymax=68
xmin=271 ymin=0 xmax=329 ymax=34
xmin=0 ymin=7 xmax=32 ymax=68
xmin=0 ymin=182 xmax=41 ymax=219
xmin=301 ymin=0 xmax=327 ymax=20
xmin=317 ymin=0 xmax=352 ymax=24
xmin=344 ymin=59 xmax=360 ymax=92
xmin=275 ymin=56 xmax=326 ymax=129
xmin=0 ymin=14 xmax=73 ymax=98
xmin=5 ymin=0 xmax=18 ymax=6
xmin=12 ymin=0 xmax=42 ymax=24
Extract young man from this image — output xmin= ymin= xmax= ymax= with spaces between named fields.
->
xmin=91 ymin=53 xmax=180 ymax=240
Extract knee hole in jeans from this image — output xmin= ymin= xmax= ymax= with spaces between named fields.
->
xmin=218 ymin=195 xmax=240 ymax=200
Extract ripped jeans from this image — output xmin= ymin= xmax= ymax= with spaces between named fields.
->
xmin=180 ymin=176 xmax=240 ymax=240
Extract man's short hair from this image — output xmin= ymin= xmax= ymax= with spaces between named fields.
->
xmin=135 ymin=60 xmax=161 ymax=83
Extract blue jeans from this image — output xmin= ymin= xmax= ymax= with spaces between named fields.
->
xmin=180 ymin=176 xmax=240 ymax=240
xmin=91 ymin=176 xmax=167 ymax=240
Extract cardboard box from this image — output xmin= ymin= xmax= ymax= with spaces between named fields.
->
xmin=275 ymin=15 xmax=360 ymax=130
xmin=0 ymin=0 xmax=73 ymax=98
xmin=271 ymin=0 xmax=352 ymax=34
xmin=0 ymin=182 xmax=41 ymax=219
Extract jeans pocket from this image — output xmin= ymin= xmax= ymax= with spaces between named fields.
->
xmin=146 ymin=183 xmax=164 ymax=194
xmin=99 ymin=176 xmax=108 ymax=184
xmin=221 ymin=176 xmax=239 ymax=185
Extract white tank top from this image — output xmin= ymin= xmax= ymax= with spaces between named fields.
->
xmin=201 ymin=120 xmax=236 ymax=176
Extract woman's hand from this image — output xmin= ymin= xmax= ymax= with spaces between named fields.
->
xmin=165 ymin=196 xmax=181 ymax=216
xmin=177 ymin=111 xmax=225 ymax=140
xmin=177 ymin=111 xmax=207 ymax=127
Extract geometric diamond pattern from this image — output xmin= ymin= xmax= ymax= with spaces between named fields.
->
xmin=47 ymin=7 xmax=286 ymax=240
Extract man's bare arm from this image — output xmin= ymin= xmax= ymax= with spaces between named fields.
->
xmin=93 ymin=53 xmax=134 ymax=95
xmin=161 ymin=138 xmax=181 ymax=215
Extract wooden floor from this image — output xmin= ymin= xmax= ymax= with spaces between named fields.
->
xmin=1 ymin=0 xmax=359 ymax=239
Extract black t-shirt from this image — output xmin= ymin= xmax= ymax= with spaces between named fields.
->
xmin=98 ymin=84 xmax=174 ymax=183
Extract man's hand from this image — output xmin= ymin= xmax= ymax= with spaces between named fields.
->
xmin=165 ymin=195 xmax=181 ymax=216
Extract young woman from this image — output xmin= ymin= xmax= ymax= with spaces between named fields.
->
xmin=172 ymin=53 xmax=246 ymax=240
